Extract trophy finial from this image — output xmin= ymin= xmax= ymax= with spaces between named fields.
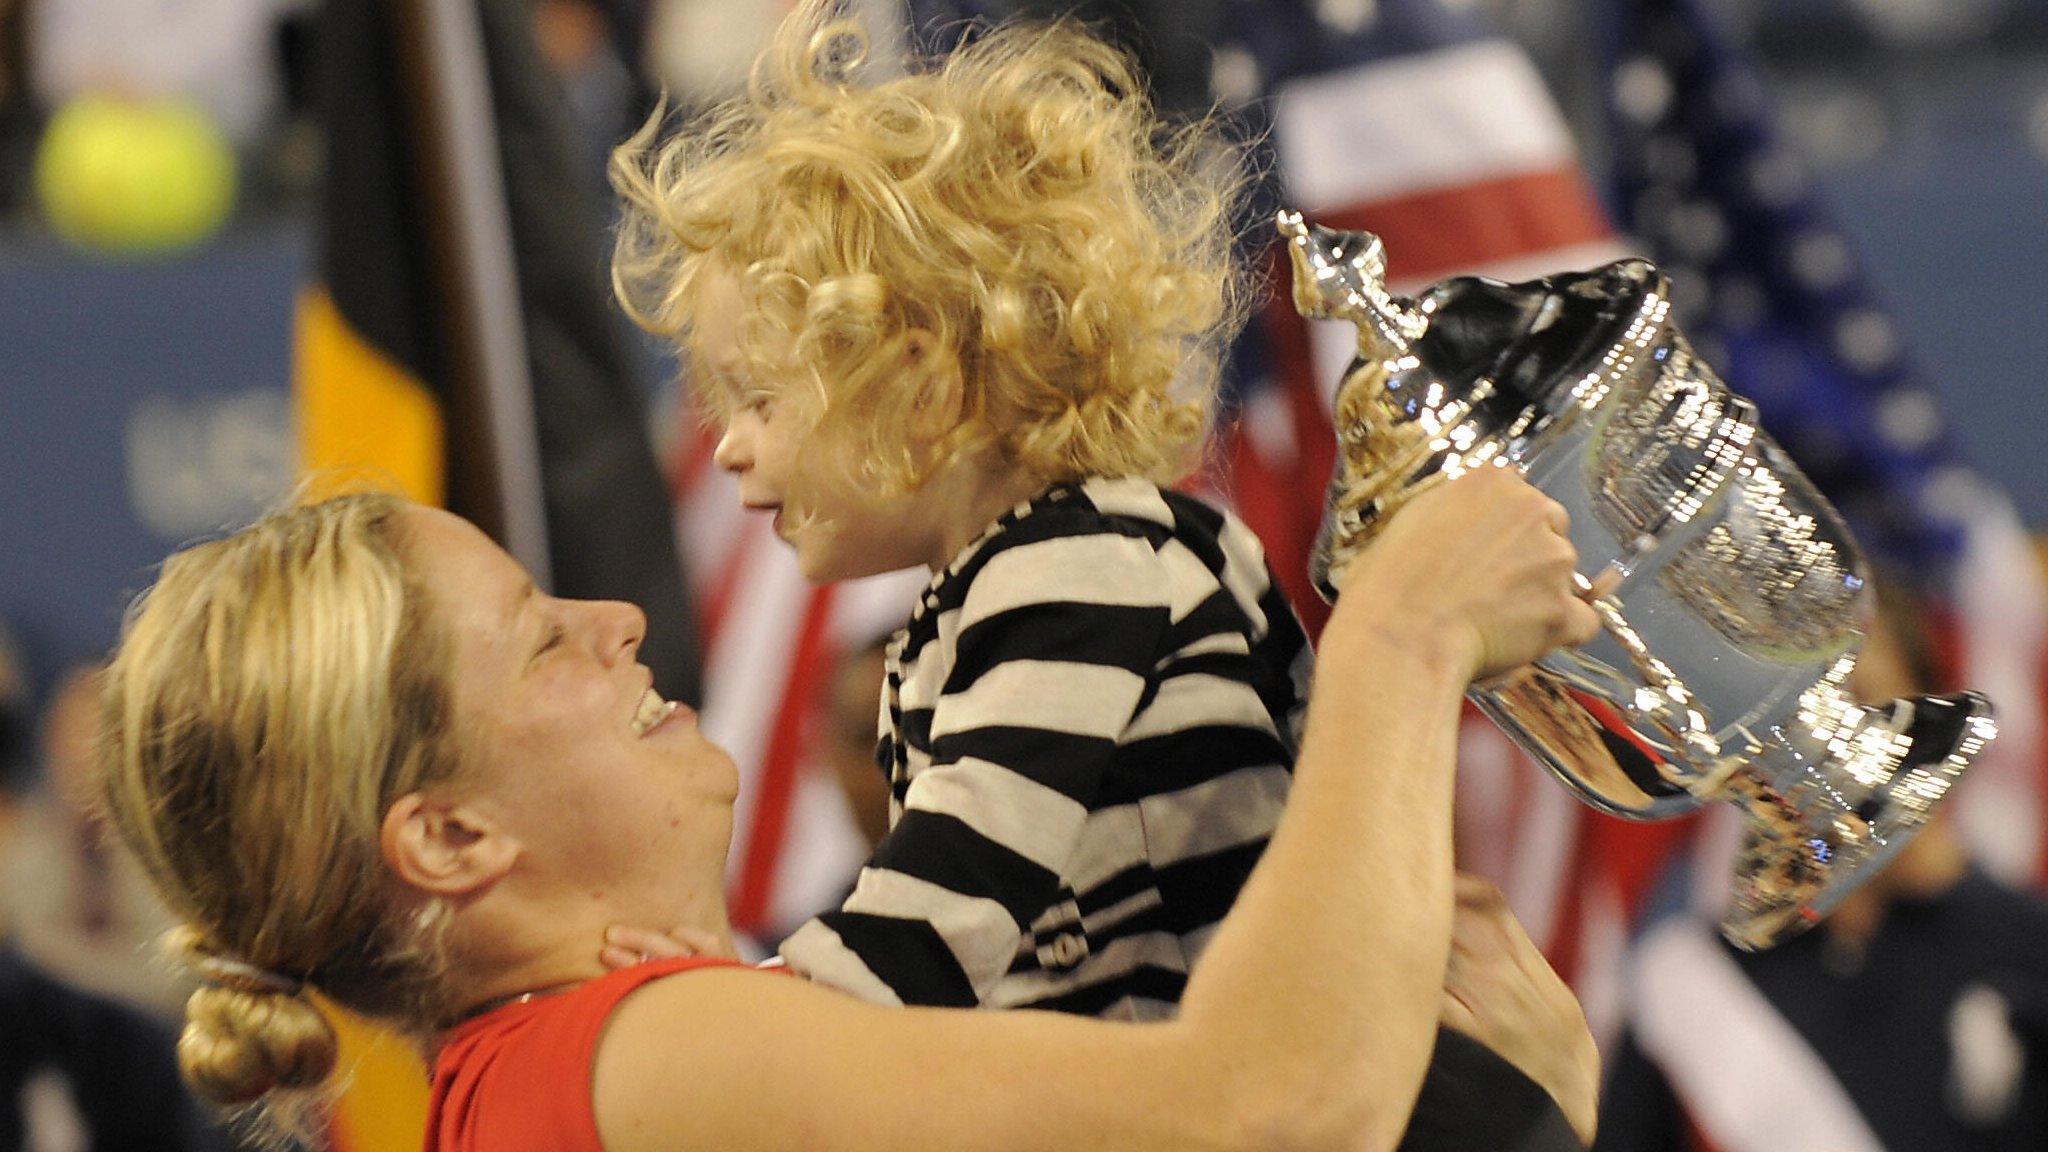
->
xmin=1276 ymin=211 xmax=1428 ymax=361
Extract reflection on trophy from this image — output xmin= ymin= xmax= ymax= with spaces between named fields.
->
xmin=1280 ymin=211 xmax=1998 ymax=949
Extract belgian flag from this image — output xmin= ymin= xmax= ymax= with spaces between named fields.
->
xmin=292 ymin=0 xmax=699 ymax=1145
xmin=294 ymin=0 xmax=698 ymax=699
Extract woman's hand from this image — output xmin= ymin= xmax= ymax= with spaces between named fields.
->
xmin=600 ymin=923 xmax=739 ymax=969
xmin=1439 ymin=874 xmax=1601 ymax=1146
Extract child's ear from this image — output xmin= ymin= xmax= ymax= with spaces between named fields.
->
xmin=902 ymin=329 xmax=965 ymax=441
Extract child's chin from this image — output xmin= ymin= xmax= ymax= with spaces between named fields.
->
xmin=794 ymin=550 xmax=846 ymax=583
xmin=799 ymin=550 xmax=896 ymax=584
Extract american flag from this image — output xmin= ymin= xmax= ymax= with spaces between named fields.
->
xmin=1599 ymin=0 xmax=2048 ymax=888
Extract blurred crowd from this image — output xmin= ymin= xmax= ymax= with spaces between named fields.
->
xmin=0 ymin=0 xmax=318 ymax=244
xmin=0 ymin=626 xmax=242 ymax=1148
xmin=3 ymin=0 xmax=2048 ymax=248
xmin=0 ymin=0 xmax=886 ymax=249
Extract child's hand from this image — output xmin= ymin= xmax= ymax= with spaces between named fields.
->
xmin=601 ymin=924 xmax=739 ymax=969
xmin=1439 ymin=874 xmax=1601 ymax=1146
xmin=1328 ymin=469 xmax=1598 ymax=685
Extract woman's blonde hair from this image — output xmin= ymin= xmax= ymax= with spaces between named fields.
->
xmin=612 ymin=0 xmax=1251 ymax=496
xmin=96 ymin=491 xmax=462 ymax=1134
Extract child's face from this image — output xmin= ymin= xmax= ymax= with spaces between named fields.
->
xmin=697 ymin=274 xmax=959 ymax=582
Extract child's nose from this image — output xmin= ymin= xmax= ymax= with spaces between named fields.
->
xmin=713 ymin=424 xmax=748 ymax=472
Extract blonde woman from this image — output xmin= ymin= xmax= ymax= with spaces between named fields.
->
xmin=97 ymin=466 xmax=1596 ymax=1152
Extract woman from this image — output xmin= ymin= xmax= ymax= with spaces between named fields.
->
xmin=97 ymin=467 xmax=1598 ymax=1152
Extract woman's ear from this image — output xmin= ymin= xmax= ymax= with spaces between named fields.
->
xmin=381 ymin=792 xmax=520 ymax=899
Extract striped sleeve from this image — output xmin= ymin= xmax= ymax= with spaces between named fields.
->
xmin=779 ymin=526 xmax=1171 ymax=1006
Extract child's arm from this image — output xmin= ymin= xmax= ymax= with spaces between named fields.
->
xmin=781 ymin=523 xmax=1173 ymax=1006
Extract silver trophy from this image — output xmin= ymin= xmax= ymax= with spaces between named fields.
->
xmin=1282 ymin=212 xmax=1997 ymax=949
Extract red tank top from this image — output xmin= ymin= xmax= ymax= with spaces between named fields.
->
xmin=427 ymin=956 xmax=751 ymax=1152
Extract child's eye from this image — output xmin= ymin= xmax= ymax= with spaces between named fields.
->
xmin=741 ymin=390 xmax=777 ymax=418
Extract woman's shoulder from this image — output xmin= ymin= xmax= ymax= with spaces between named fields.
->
xmin=430 ymin=958 xmax=758 ymax=1152
xmin=442 ymin=956 xmax=752 ymax=1052
xmin=589 ymin=958 xmax=904 ymax=1152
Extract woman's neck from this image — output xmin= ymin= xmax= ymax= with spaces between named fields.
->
xmin=444 ymin=891 xmax=734 ymax=1023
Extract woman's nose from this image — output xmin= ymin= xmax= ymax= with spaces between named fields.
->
xmin=590 ymin=600 xmax=647 ymax=665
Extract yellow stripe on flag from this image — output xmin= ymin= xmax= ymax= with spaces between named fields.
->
xmin=295 ymin=288 xmax=446 ymax=505
xmin=324 ymin=1003 xmax=432 ymax=1152
xmin=294 ymin=289 xmax=439 ymax=1149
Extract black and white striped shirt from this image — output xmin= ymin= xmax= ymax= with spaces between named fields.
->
xmin=778 ymin=477 xmax=1312 ymax=1019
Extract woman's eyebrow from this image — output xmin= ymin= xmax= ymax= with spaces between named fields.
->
xmin=504 ymin=579 xmax=539 ymax=630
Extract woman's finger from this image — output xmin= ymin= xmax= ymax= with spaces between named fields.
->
xmin=605 ymin=924 xmax=698 ymax=959
xmin=665 ymin=925 xmax=735 ymax=958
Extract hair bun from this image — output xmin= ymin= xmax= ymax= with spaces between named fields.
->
xmin=178 ymin=983 xmax=339 ymax=1106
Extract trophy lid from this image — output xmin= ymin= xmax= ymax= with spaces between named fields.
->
xmin=1280 ymin=211 xmax=1671 ymax=465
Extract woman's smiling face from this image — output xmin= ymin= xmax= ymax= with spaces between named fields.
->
xmin=400 ymin=505 xmax=737 ymax=929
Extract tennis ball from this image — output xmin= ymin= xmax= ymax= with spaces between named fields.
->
xmin=34 ymin=95 xmax=238 ymax=255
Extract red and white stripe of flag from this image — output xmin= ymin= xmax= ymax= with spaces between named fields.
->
xmin=1946 ymin=491 xmax=2048 ymax=887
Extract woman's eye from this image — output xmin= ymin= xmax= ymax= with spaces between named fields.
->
xmin=534 ymin=624 xmax=566 ymax=660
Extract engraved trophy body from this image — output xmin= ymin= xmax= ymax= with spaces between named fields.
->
xmin=1281 ymin=213 xmax=1998 ymax=948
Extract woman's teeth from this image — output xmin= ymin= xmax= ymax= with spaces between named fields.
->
xmin=632 ymin=688 xmax=680 ymax=736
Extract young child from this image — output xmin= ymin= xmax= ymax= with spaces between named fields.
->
xmin=609 ymin=0 xmax=1311 ymax=1019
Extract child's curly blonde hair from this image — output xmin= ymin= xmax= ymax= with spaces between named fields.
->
xmin=611 ymin=0 xmax=1250 ymax=494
